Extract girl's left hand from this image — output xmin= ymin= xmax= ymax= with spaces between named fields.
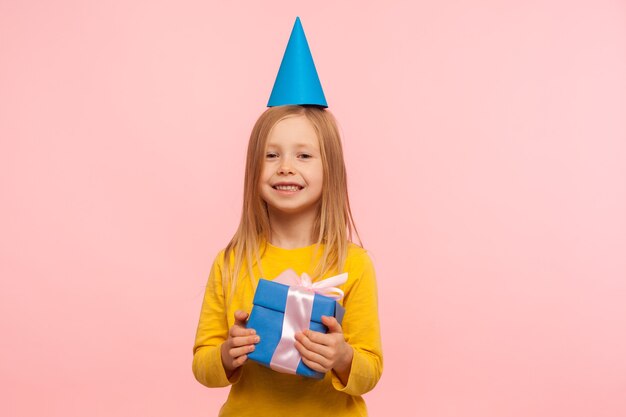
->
xmin=294 ymin=315 xmax=354 ymax=377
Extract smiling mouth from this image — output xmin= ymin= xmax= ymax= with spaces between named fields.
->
xmin=272 ymin=184 xmax=303 ymax=191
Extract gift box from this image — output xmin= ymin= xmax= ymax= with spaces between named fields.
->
xmin=247 ymin=270 xmax=346 ymax=379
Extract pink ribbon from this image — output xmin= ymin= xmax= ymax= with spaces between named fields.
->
xmin=269 ymin=269 xmax=348 ymax=375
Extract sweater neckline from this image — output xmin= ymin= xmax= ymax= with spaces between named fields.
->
xmin=262 ymin=241 xmax=324 ymax=259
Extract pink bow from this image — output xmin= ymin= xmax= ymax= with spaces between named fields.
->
xmin=273 ymin=269 xmax=348 ymax=300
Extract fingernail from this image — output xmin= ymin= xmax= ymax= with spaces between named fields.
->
xmin=250 ymin=329 xmax=256 ymax=335
xmin=255 ymin=336 xmax=260 ymax=343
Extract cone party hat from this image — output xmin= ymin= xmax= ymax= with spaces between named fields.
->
xmin=267 ymin=17 xmax=328 ymax=108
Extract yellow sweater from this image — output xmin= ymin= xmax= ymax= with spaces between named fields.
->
xmin=192 ymin=242 xmax=383 ymax=416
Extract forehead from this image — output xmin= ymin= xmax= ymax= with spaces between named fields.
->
xmin=266 ymin=115 xmax=319 ymax=148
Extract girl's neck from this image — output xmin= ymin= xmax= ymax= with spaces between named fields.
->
xmin=267 ymin=206 xmax=318 ymax=249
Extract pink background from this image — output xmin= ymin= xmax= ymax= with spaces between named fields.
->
xmin=1 ymin=1 xmax=625 ymax=416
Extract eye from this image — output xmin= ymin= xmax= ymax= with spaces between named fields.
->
xmin=298 ymin=153 xmax=313 ymax=159
xmin=266 ymin=152 xmax=278 ymax=159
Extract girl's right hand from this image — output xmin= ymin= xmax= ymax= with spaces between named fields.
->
xmin=220 ymin=310 xmax=260 ymax=378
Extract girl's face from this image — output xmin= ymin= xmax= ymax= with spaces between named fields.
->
xmin=259 ymin=115 xmax=324 ymax=218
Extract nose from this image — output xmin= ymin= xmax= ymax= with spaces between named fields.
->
xmin=277 ymin=157 xmax=296 ymax=175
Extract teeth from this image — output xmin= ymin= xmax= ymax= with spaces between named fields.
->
xmin=275 ymin=185 xmax=301 ymax=191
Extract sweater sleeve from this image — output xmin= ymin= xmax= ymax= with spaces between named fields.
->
xmin=331 ymin=250 xmax=383 ymax=395
xmin=192 ymin=252 xmax=233 ymax=387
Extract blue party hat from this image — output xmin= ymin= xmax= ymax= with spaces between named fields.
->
xmin=267 ymin=17 xmax=328 ymax=108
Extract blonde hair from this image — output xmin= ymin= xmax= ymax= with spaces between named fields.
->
xmin=223 ymin=105 xmax=361 ymax=295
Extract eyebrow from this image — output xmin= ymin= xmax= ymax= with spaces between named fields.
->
xmin=265 ymin=142 xmax=318 ymax=149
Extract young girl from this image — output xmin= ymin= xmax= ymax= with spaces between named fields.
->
xmin=192 ymin=105 xmax=382 ymax=416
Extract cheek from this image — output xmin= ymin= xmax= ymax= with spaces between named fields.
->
xmin=315 ymin=164 xmax=324 ymax=186
xmin=258 ymin=167 xmax=270 ymax=194
xmin=260 ymin=164 xmax=272 ymax=181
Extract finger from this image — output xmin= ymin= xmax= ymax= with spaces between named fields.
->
xmin=233 ymin=354 xmax=248 ymax=368
xmin=302 ymin=329 xmax=333 ymax=347
xmin=229 ymin=344 xmax=256 ymax=359
xmin=299 ymin=355 xmax=327 ymax=373
xmin=230 ymin=325 xmax=256 ymax=338
xmin=231 ymin=334 xmax=260 ymax=347
xmin=322 ymin=315 xmax=343 ymax=333
xmin=234 ymin=310 xmax=249 ymax=326
xmin=295 ymin=332 xmax=332 ymax=359
xmin=295 ymin=340 xmax=330 ymax=372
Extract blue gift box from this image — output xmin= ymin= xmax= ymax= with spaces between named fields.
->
xmin=247 ymin=278 xmax=345 ymax=379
